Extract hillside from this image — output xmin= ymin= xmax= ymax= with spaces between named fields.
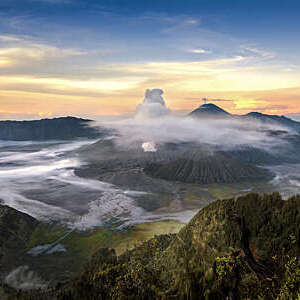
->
xmin=0 ymin=205 xmax=38 ymax=276
xmin=10 ymin=192 xmax=300 ymax=299
xmin=144 ymin=151 xmax=273 ymax=184
xmin=244 ymin=112 xmax=300 ymax=132
xmin=0 ymin=117 xmax=104 ymax=141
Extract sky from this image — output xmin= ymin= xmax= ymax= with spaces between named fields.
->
xmin=0 ymin=0 xmax=299 ymax=120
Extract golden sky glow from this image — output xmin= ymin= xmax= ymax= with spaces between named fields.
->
xmin=0 ymin=32 xmax=299 ymax=119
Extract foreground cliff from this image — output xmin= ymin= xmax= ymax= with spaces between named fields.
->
xmin=8 ymin=192 xmax=299 ymax=300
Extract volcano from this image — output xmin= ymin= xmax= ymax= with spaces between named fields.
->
xmin=188 ymin=103 xmax=231 ymax=119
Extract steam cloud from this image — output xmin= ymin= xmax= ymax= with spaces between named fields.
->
xmin=142 ymin=141 xmax=157 ymax=152
xmin=135 ymin=89 xmax=171 ymax=119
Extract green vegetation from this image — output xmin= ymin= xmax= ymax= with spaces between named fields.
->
xmin=0 ymin=203 xmax=184 ymax=292
xmin=0 ymin=286 xmax=5 ymax=299
xmin=0 ymin=204 xmax=38 ymax=274
xmin=176 ymin=180 xmax=274 ymax=212
xmin=26 ymin=223 xmax=67 ymax=250
xmin=8 ymin=192 xmax=299 ymax=299
xmin=26 ymin=220 xmax=183 ymax=258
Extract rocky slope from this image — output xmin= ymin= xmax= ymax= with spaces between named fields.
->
xmin=11 ymin=192 xmax=300 ymax=299
xmin=144 ymin=151 xmax=273 ymax=184
xmin=0 ymin=117 xmax=105 ymax=141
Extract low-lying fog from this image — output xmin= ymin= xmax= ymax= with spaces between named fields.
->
xmin=0 ymin=139 xmax=196 ymax=229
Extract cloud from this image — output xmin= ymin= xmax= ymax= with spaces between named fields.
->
xmin=0 ymin=57 xmax=13 ymax=67
xmin=104 ymin=56 xmax=246 ymax=77
xmin=210 ymin=98 xmax=233 ymax=102
xmin=30 ymin=0 xmax=72 ymax=3
xmin=241 ymin=45 xmax=276 ymax=59
xmin=184 ymin=18 xmax=199 ymax=25
xmin=0 ymin=75 xmax=145 ymax=95
xmin=0 ymin=35 xmax=91 ymax=75
xmin=188 ymin=48 xmax=211 ymax=54
xmin=0 ymin=35 xmax=21 ymax=42
xmin=185 ymin=97 xmax=233 ymax=102
xmin=5 ymin=266 xmax=48 ymax=290
xmin=0 ymin=42 xmax=88 ymax=63
xmin=100 ymin=56 xmax=299 ymax=95
xmin=250 ymin=104 xmax=289 ymax=113
xmin=0 ymin=109 xmax=48 ymax=120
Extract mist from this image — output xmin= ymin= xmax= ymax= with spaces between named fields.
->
xmin=5 ymin=266 xmax=48 ymax=291
xmin=96 ymin=89 xmax=291 ymax=153
xmin=0 ymin=138 xmax=196 ymax=230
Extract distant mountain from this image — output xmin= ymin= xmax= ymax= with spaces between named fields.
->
xmin=188 ymin=103 xmax=300 ymax=132
xmin=0 ymin=117 xmax=106 ymax=141
xmin=188 ymin=103 xmax=231 ymax=118
xmin=244 ymin=112 xmax=300 ymax=131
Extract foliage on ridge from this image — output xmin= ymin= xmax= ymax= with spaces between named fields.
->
xmin=5 ymin=193 xmax=300 ymax=299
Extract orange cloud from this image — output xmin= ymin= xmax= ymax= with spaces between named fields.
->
xmin=0 ymin=57 xmax=13 ymax=67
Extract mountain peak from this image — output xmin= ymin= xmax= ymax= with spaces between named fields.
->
xmin=188 ymin=103 xmax=230 ymax=118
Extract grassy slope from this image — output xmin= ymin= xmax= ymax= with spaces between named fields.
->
xmin=21 ymin=220 xmax=184 ymax=284
xmin=27 ymin=221 xmax=183 ymax=256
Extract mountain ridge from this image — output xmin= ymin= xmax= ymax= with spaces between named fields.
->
xmin=0 ymin=117 xmax=106 ymax=141
xmin=188 ymin=103 xmax=300 ymax=132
